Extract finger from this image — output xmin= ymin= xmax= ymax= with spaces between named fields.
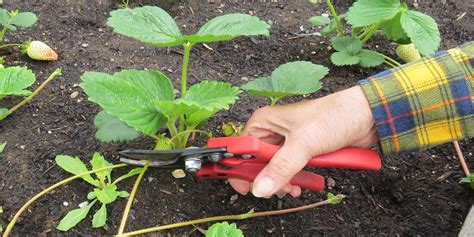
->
xmin=228 ymin=178 xmax=251 ymax=195
xmin=289 ymin=186 xmax=302 ymax=197
xmin=251 ymin=140 xmax=311 ymax=197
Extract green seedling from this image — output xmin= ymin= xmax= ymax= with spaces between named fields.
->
xmin=309 ymin=0 xmax=440 ymax=67
xmin=0 ymin=8 xmax=36 ymax=42
xmin=241 ymin=61 xmax=329 ymax=105
xmin=81 ymin=6 xmax=270 ymax=149
xmin=0 ymin=67 xmax=61 ymax=120
xmin=0 ymin=142 xmax=5 ymax=154
xmin=222 ymin=122 xmax=244 ymax=137
xmin=460 ymin=174 xmax=474 ymax=189
xmin=206 ymin=222 xmax=244 ymax=237
xmin=55 ymin=153 xmax=142 ymax=231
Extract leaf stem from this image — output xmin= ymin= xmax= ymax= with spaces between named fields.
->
xmin=122 ymin=195 xmax=342 ymax=236
xmin=0 ymin=18 xmax=13 ymax=42
xmin=453 ymin=141 xmax=470 ymax=177
xmin=117 ymin=160 xmax=150 ymax=236
xmin=170 ymin=129 xmax=212 ymax=142
xmin=326 ymin=0 xmax=343 ymax=36
xmin=181 ymin=42 xmax=193 ymax=95
xmin=270 ymin=96 xmax=281 ymax=106
xmin=360 ymin=23 xmax=380 ymax=44
xmin=373 ymin=52 xmax=402 ymax=68
xmin=2 ymin=163 xmax=128 ymax=237
xmin=0 ymin=43 xmax=22 ymax=49
xmin=0 ymin=68 xmax=62 ymax=120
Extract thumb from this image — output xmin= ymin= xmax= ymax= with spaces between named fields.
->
xmin=251 ymin=140 xmax=312 ymax=197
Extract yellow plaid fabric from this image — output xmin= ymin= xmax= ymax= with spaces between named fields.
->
xmin=359 ymin=42 xmax=474 ymax=154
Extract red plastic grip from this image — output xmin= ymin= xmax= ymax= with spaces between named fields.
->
xmin=207 ymin=136 xmax=382 ymax=170
xmin=196 ymin=163 xmax=325 ymax=192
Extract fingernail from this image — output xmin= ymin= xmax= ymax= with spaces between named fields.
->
xmin=252 ymin=176 xmax=276 ymax=197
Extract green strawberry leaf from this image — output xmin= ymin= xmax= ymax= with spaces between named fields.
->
xmin=346 ymin=0 xmax=402 ymax=27
xmin=206 ymin=222 xmax=244 ymax=237
xmin=0 ymin=9 xmax=9 ymax=25
xmin=92 ymin=203 xmax=107 ymax=228
xmin=107 ymin=6 xmax=184 ymax=47
xmin=55 ymin=155 xmax=100 ymax=187
xmin=94 ymin=111 xmax=140 ymax=143
xmin=400 ymin=10 xmax=440 ymax=56
xmin=113 ymin=167 xmax=143 ymax=184
xmin=155 ymin=100 xmax=202 ymax=121
xmin=154 ymin=134 xmax=175 ymax=150
xmin=0 ymin=66 xmax=35 ymax=98
xmin=90 ymin=152 xmax=112 ymax=185
xmin=242 ymin=61 xmax=329 ymax=104
xmin=81 ymin=70 xmax=174 ymax=136
xmin=381 ymin=12 xmax=410 ymax=43
xmin=181 ymin=81 xmax=241 ymax=112
xmin=57 ymin=200 xmax=96 ymax=231
xmin=308 ymin=15 xmax=330 ymax=26
xmin=0 ymin=142 xmax=6 ymax=154
xmin=327 ymin=193 xmax=346 ymax=204
xmin=118 ymin=191 xmax=130 ymax=198
xmin=87 ymin=191 xmax=96 ymax=200
xmin=330 ymin=37 xmax=383 ymax=68
xmin=10 ymin=12 xmax=37 ymax=27
xmin=185 ymin=13 xmax=270 ymax=44
xmin=0 ymin=108 xmax=8 ymax=119
xmin=331 ymin=36 xmax=362 ymax=55
xmin=331 ymin=52 xmax=360 ymax=66
xmin=357 ymin=49 xmax=385 ymax=67
xmin=94 ymin=184 xmax=120 ymax=205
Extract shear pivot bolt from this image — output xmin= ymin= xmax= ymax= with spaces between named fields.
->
xmin=185 ymin=157 xmax=202 ymax=173
xmin=241 ymin=154 xmax=253 ymax=159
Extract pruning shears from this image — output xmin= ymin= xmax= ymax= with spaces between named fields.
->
xmin=119 ymin=136 xmax=382 ymax=192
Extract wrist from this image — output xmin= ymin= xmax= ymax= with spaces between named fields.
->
xmin=336 ymin=86 xmax=377 ymax=148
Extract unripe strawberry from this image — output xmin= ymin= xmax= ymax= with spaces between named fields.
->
xmin=22 ymin=40 xmax=58 ymax=61
xmin=396 ymin=43 xmax=421 ymax=63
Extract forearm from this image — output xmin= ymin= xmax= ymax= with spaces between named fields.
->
xmin=358 ymin=41 xmax=474 ymax=154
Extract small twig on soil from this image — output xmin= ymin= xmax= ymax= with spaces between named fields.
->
xmin=453 ymin=141 xmax=470 ymax=176
xmin=2 ymin=164 xmax=128 ymax=237
xmin=122 ymin=195 xmax=344 ymax=236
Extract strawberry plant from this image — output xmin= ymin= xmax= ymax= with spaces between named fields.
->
xmin=55 ymin=153 xmax=142 ymax=231
xmin=308 ymin=0 xmax=440 ymax=67
xmin=81 ymin=6 xmax=270 ymax=149
xmin=0 ymin=67 xmax=61 ymax=120
xmin=242 ymin=61 xmax=329 ymax=105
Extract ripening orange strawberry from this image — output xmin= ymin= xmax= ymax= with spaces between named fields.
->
xmin=22 ymin=40 xmax=58 ymax=61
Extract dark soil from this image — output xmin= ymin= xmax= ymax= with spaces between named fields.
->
xmin=0 ymin=0 xmax=473 ymax=236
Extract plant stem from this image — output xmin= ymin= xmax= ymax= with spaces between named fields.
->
xmin=360 ymin=23 xmax=380 ymax=44
xmin=2 ymin=164 xmax=128 ymax=237
xmin=453 ymin=141 xmax=470 ymax=176
xmin=0 ymin=18 xmax=12 ymax=42
xmin=373 ymin=52 xmax=402 ymax=68
xmin=270 ymin=96 xmax=281 ymax=106
xmin=0 ymin=68 xmax=62 ymax=120
xmin=326 ymin=0 xmax=343 ymax=36
xmin=117 ymin=160 xmax=150 ymax=236
xmin=0 ymin=43 xmax=22 ymax=49
xmin=384 ymin=60 xmax=398 ymax=68
xmin=170 ymin=129 xmax=212 ymax=142
xmin=181 ymin=42 xmax=193 ymax=95
xmin=122 ymin=195 xmax=341 ymax=236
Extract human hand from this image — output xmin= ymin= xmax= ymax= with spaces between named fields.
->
xmin=229 ymin=86 xmax=378 ymax=198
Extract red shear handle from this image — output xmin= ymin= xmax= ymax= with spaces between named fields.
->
xmin=208 ymin=136 xmax=382 ymax=170
xmin=196 ymin=163 xmax=325 ymax=192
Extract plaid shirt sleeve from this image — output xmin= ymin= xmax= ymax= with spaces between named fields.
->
xmin=359 ymin=41 xmax=474 ymax=154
